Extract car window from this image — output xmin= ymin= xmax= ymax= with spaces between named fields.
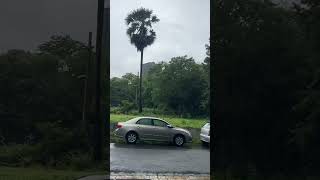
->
xmin=136 ymin=118 xmax=153 ymax=126
xmin=153 ymin=119 xmax=168 ymax=127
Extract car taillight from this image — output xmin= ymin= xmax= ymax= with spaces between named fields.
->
xmin=116 ymin=123 xmax=122 ymax=128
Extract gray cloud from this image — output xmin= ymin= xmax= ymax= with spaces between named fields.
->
xmin=0 ymin=0 xmax=97 ymax=53
xmin=110 ymin=0 xmax=210 ymax=77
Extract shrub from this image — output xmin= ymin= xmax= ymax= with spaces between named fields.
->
xmin=110 ymin=107 xmax=122 ymax=114
xmin=0 ymin=144 xmax=41 ymax=167
xmin=119 ymin=100 xmax=135 ymax=114
xmin=67 ymin=152 xmax=94 ymax=171
xmin=34 ymin=122 xmax=90 ymax=167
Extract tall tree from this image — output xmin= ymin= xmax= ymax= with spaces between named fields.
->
xmin=125 ymin=7 xmax=159 ymax=113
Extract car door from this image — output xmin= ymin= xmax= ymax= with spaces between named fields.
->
xmin=152 ymin=119 xmax=171 ymax=141
xmin=136 ymin=118 xmax=154 ymax=140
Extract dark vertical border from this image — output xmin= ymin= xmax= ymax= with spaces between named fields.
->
xmin=102 ymin=0 xmax=110 ymax=174
xmin=210 ymin=0 xmax=214 ymax=178
xmin=93 ymin=0 xmax=106 ymax=162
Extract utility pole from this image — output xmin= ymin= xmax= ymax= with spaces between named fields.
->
xmin=93 ymin=0 xmax=105 ymax=162
xmin=81 ymin=32 xmax=92 ymax=131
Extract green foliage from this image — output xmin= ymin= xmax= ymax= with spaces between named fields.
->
xmin=125 ymin=7 xmax=160 ymax=51
xmin=37 ymin=34 xmax=87 ymax=59
xmin=110 ymin=55 xmax=209 ymax=118
xmin=110 ymin=107 xmax=122 ymax=114
xmin=34 ymin=122 xmax=90 ymax=167
xmin=147 ymin=56 xmax=207 ymax=117
xmin=119 ymin=100 xmax=136 ymax=114
xmin=67 ymin=152 xmax=95 ymax=171
xmin=110 ymin=73 xmax=138 ymax=107
xmin=0 ymin=144 xmax=40 ymax=167
xmin=0 ymin=123 xmax=90 ymax=168
xmin=0 ymin=34 xmax=98 ymax=169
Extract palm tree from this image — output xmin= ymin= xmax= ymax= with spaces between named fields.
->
xmin=125 ymin=7 xmax=159 ymax=113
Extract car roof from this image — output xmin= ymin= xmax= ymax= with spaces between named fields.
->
xmin=134 ymin=116 xmax=162 ymax=120
xmin=132 ymin=116 xmax=170 ymax=124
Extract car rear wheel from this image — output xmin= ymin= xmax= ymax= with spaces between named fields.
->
xmin=126 ymin=132 xmax=138 ymax=144
xmin=174 ymin=135 xmax=185 ymax=147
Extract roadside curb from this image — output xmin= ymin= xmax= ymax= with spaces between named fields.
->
xmin=78 ymin=172 xmax=211 ymax=180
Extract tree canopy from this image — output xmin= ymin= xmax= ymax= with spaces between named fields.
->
xmin=125 ymin=7 xmax=160 ymax=51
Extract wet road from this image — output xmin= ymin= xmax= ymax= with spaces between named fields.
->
xmin=110 ymin=143 xmax=210 ymax=174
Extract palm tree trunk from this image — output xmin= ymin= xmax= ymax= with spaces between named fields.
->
xmin=139 ymin=49 xmax=143 ymax=113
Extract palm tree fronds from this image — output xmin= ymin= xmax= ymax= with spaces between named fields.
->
xmin=125 ymin=7 xmax=159 ymax=51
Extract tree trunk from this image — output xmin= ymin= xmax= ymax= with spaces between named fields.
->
xmin=139 ymin=49 xmax=144 ymax=113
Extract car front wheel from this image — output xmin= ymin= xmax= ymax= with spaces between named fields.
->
xmin=174 ymin=135 xmax=185 ymax=147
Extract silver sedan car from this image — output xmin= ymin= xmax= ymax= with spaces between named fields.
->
xmin=113 ymin=117 xmax=192 ymax=146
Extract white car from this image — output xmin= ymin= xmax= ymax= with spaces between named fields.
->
xmin=200 ymin=122 xmax=210 ymax=145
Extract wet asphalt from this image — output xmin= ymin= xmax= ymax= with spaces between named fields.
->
xmin=110 ymin=143 xmax=210 ymax=174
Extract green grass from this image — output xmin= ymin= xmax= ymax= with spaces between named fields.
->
xmin=0 ymin=166 xmax=105 ymax=180
xmin=110 ymin=114 xmax=208 ymax=129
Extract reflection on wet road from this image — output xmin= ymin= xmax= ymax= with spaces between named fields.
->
xmin=110 ymin=143 xmax=210 ymax=174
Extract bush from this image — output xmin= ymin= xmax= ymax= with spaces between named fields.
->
xmin=119 ymin=100 xmax=135 ymax=114
xmin=67 ymin=152 xmax=94 ymax=171
xmin=0 ymin=121 xmax=93 ymax=169
xmin=110 ymin=107 xmax=122 ymax=114
xmin=0 ymin=144 xmax=41 ymax=167
xmin=34 ymin=122 xmax=90 ymax=167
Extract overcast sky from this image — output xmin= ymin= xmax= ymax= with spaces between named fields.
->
xmin=0 ymin=0 xmax=97 ymax=54
xmin=111 ymin=0 xmax=210 ymax=77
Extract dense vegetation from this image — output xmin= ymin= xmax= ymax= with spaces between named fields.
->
xmin=110 ymin=48 xmax=210 ymax=118
xmin=0 ymin=35 xmax=107 ymax=169
xmin=213 ymin=0 xmax=320 ymax=179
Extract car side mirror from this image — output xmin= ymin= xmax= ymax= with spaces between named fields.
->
xmin=167 ymin=125 xmax=173 ymax=128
